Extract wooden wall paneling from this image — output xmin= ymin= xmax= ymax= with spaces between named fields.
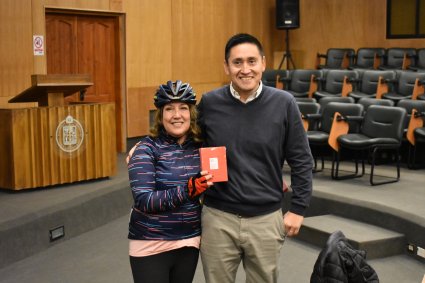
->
xmin=126 ymin=83 xmax=224 ymax=138
xmin=43 ymin=0 xmax=111 ymax=11
xmin=32 ymin=0 xmax=47 ymax=75
xmin=62 ymin=106 xmax=77 ymax=183
xmin=124 ymin=0 xmax=172 ymax=137
xmin=286 ymin=0 xmax=338 ymax=68
xmin=0 ymin=98 xmax=36 ymax=109
xmin=288 ymin=0 xmax=363 ymax=69
xmin=362 ymin=0 xmax=384 ymax=46
xmin=49 ymin=109 xmax=59 ymax=184
xmin=89 ymin=103 xmax=116 ymax=178
xmin=92 ymin=104 xmax=102 ymax=177
xmin=69 ymin=106 xmax=78 ymax=181
xmin=117 ymin=14 xmax=127 ymax=152
xmin=170 ymin=0 xmax=276 ymax=85
xmin=171 ymin=0 xmax=226 ymax=84
xmin=284 ymin=0 xmax=425 ymax=69
xmin=12 ymin=109 xmax=33 ymax=188
xmin=27 ymin=109 xmax=37 ymax=187
xmin=192 ymin=83 xmax=225 ymax=99
xmin=0 ymin=111 xmax=14 ymax=189
xmin=0 ymin=0 xmax=33 ymax=107
xmin=67 ymin=107 xmax=76 ymax=181
xmin=84 ymin=104 xmax=101 ymax=178
xmin=75 ymin=104 xmax=87 ymax=180
xmin=58 ymin=108 xmax=70 ymax=183
xmin=70 ymin=106 xmax=79 ymax=181
xmin=100 ymin=103 xmax=117 ymax=175
xmin=99 ymin=105 xmax=109 ymax=177
xmin=237 ymin=0 xmax=272 ymax=44
xmin=109 ymin=0 xmax=122 ymax=11
xmin=41 ymin=108 xmax=53 ymax=185
xmin=48 ymin=107 xmax=60 ymax=185
xmin=55 ymin=106 xmax=66 ymax=184
xmin=75 ymin=104 xmax=89 ymax=181
xmin=78 ymin=105 xmax=94 ymax=179
xmin=124 ymin=0 xmax=172 ymax=87
xmin=251 ymin=0 xmax=277 ymax=69
xmin=70 ymin=106 xmax=81 ymax=179
xmin=83 ymin=105 xmax=94 ymax=179
xmin=125 ymin=0 xmax=278 ymax=137
xmin=29 ymin=108 xmax=41 ymax=186
xmin=76 ymin=105 xmax=89 ymax=179
xmin=38 ymin=103 xmax=51 ymax=185
xmin=28 ymin=109 xmax=37 ymax=186
xmin=42 ymin=107 xmax=53 ymax=186
xmin=0 ymin=103 xmax=116 ymax=190
xmin=126 ymin=87 xmax=156 ymax=138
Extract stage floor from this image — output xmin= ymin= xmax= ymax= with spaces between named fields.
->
xmin=0 ymin=154 xmax=424 ymax=282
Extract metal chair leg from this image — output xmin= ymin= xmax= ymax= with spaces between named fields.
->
xmin=370 ymin=147 xmax=401 ymax=186
xmin=313 ymin=156 xmax=324 ymax=173
xmin=331 ymin=149 xmax=365 ymax=180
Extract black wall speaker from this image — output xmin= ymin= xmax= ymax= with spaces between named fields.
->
xmin=276 ymin=0 xmax=300 ymax=29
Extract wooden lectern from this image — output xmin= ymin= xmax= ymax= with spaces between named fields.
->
xmin=8 ymin=74 xmax=93 ymax=107
xmin=0 ymin=74 xmax=117 ymax=190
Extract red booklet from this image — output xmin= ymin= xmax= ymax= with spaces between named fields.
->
xmin=199 ymin=146 xmax=228 ymax=183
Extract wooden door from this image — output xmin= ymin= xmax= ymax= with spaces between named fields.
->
xmin=45 ymin=13 xmax=122 ymax=151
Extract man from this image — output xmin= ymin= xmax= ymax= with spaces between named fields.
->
xmin=198 ymin=33 xmax=313 ymax=283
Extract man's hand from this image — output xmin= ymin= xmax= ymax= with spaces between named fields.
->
xmin=283 ymin=211 xmax=304 ymax=237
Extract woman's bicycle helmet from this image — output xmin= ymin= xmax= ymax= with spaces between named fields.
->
xmin=154 ymin=80 xmax=196 ymax=108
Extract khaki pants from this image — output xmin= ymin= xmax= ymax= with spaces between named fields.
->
xmin=200 ymin=205 xmax=286 ymax=283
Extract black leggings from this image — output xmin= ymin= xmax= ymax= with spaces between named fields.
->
xmin=129 ymin=247 xmax=199 ymax=283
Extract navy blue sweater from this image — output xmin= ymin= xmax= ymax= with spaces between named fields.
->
xmin=127 ymin=134 xmax=202 ymax=240
xmin=198 ymin=85 xmax=313 ymax=216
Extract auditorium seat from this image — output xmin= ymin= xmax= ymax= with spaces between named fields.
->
xmin=381 ymin=71 xmax=425 ymax=104
xmin=318 ymin=96 xmax=355 ymax=113
xmin=379 ymin=48 xmax=416 ymax=70
xmin=417 ymin=93 xmax=425 ymax=100
xmin=357 ymin=97 xmax=394 ymax=115
xmin=397 ymin=100 xmax=425 ymax=168
xmin=408 ymin=48 xmax=425 ymax=72
xmin=313 ymin=69 xmax=358 ymax=101
xmin=333 ymin=105 xmax=406 ymax=185
xmin=348 ymin=70 xmax=396 ymax=101
xmin=412 ymin=125 xmax=425 ymax=168
xmin=316 ymin=48 xmax=355 ymax=71
xmin=398 ymin=99 xmax=425 ymax=129
xmin=305 ymin=102 xmax=363 ymax=172
xmin=294 ymin=97 xmax=317 ymax=103
xmin=349 ymin=48 xmax=386 ymax=70
xmin=297 ymin=101 xmax=321 ymax=131
xmin=284 ymin=69 xmax=323 ymax=99
xmin=262 ymin=69 xmax=288 ymax=88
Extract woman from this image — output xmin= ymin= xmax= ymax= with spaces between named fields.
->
xmin=126 ymin=80 xmax=212 ymax=283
